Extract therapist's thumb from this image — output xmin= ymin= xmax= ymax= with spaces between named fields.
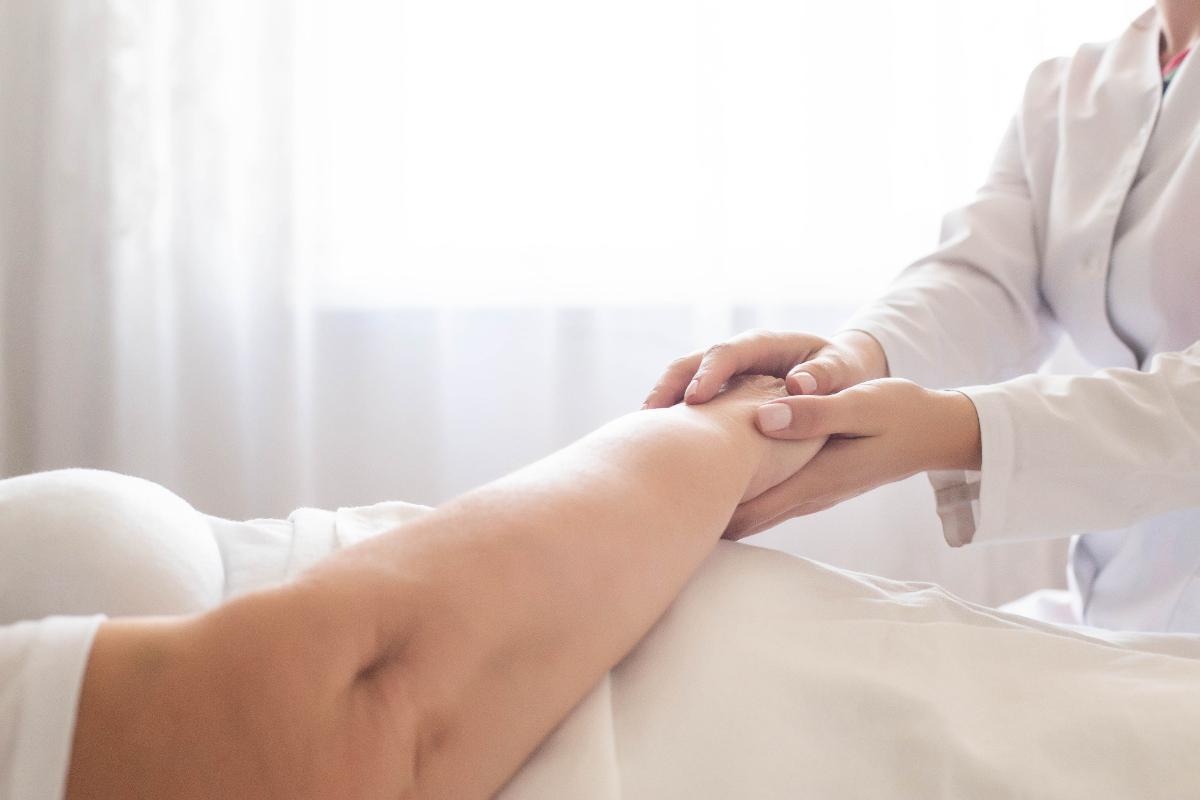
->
xmin=755 ymin=394 xmax=856 ymax=440
xmin=786 ymin=352 xmax=856 ymax=396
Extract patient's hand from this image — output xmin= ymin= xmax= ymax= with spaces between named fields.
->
xmin=691 ymin=375 xmax=828 ymax=504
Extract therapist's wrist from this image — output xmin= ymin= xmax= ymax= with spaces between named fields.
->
xmin=927 ymin=390 xmax=982 ymax=472
xmin=830 ymin=329 xmax=890 ymax=382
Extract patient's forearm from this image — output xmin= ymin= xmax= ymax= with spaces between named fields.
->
xmin=68 ymin=382 xmax=799 ymax=800
xmin=303 ymin=401 xmax=771 ymax=797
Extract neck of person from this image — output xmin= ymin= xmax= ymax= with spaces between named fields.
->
xmin=1158 ymin=0 xmax=1200 ymax=63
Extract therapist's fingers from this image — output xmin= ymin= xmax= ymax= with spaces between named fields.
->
xmin=758 ymin=378 xmax=919 ymax=440
xmin=785 ymin=331 xmax=889 ymax=396
xmin=754 ymin=392 xmax=876 ymax=441
xmin=786 ymin=350 xmax=856 ymax=396
xmin=686 ymin=330 xmax=819 ymax=405
xmin=643 ymin=330 xmax=831 ymax=409
xmin=642 ymin=350 xmax=704 ymax=409
xmin=723 ymin=439 xmax=869 ymax=540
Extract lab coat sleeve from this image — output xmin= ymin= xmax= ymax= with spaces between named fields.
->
xmin=934 ymin=341 xmax=1200 ymax=545
xmin=843 ymin=68 xmax=1061 ymax=389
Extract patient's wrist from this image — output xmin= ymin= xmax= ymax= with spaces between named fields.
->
xmin=670 ymin=391 xmax=771 ymax=450
xmin=656 ymin=386 xmax=782 ymax=501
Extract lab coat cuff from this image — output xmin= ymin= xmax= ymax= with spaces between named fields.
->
xmin=926 ymin=469 xmax=981 ymax=547
xmin=924 ymin=386 xmax=1015 ymax=547
xmin=955 ymin=384 xmax=1015 ymax=543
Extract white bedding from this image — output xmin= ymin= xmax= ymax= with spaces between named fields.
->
xmin=5 ymin=471 xmax=1195 ymax=798
xmin=500 ymin=542 xmax=1200 ymax=799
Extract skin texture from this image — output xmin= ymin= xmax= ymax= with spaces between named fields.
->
xmin=66 ymin=377 xmax=825 ymax=800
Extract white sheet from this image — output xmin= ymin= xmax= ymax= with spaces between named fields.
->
xmin=5 ymin=471 xmax=1192 ymax=798
xmin=500 ymin=542 xmax=1200 ymax=799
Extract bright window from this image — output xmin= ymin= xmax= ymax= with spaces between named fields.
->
xmin=297 ymin=0 xmax=1149 ymax=306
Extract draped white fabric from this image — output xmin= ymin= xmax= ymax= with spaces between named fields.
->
xmin=1 ymin=1 xmax=1146 ymax=605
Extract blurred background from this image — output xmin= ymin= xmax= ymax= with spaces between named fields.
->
xmin=0 ymin=0 xmax=1147 ymax=605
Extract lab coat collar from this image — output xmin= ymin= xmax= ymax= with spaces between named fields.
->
xmin=1118 ymin=6 xmax=1161 ymax=82
xmin=1043 ymin=8 xmax=1162 ymax=370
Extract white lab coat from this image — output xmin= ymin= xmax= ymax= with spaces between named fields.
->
xmin=846 ymin=7 xmax=1200 ymax=632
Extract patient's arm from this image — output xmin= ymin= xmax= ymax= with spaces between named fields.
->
xmin=68 ymin=377 xmax=823 ymax=800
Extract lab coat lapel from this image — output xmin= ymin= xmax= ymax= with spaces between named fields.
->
xmin=1042 ymin=10 xmax=1161 ymax=369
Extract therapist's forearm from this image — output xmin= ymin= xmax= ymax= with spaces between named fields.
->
xmin=931 ymin=389 xmax=983 ymax=471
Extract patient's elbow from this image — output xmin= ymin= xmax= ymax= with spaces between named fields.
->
xmin=189 ymin=589 xmax=429 ymax=799
xmin=351 ymin=665 xmax=435 ymax=799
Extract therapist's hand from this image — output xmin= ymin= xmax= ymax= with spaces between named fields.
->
xmin=723 ymin=379 xmax=981 ymax=540
xmin=642 ymin=329 xmax=889 ymax=409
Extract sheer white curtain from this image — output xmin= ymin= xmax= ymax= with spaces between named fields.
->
xmin=0 ymin=0 xmax=1146 ymax=604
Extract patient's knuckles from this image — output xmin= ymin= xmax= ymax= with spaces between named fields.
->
xmin=734 ymin=373 xmax=785 ymax=392
xmin=724 ymin=374 xmax=788 ymax=407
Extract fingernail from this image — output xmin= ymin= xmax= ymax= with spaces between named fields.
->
xmin=757 ymin=403 xmax=792 ymax=432
xmin=685 ymin=379 xmax=700 ymax=400
xmin=793 ymin=372 xmax=818 ymax=394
